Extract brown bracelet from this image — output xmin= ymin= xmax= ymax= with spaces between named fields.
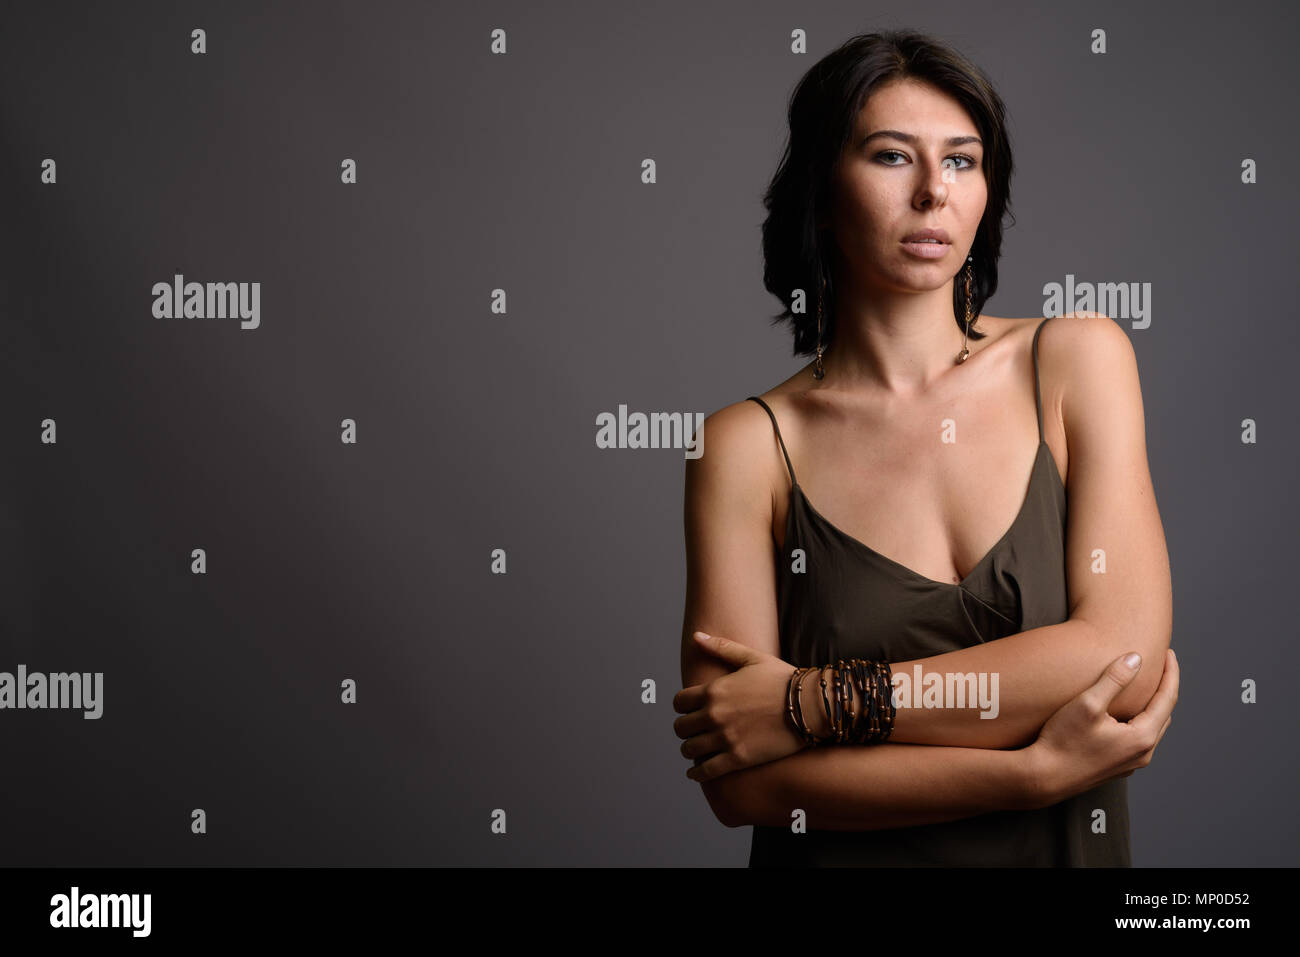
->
xmin=831 ymin=660 xmax=843 ymax=743
xmin=818 ymin=665 xmax=833 ymax=741
xmin=785 ymin=667 xmax=819 ymax=747
xmin=787 ymin=658 xmax=895 ymax=747
xmin=877 ymin=660 xmax=896 ymax=741
xmin=847 ymin=658 xmax=872 ymax=745
xmin=851 ymin=658 xmax=893 ymax=744
xmin=785 ymin=666 xmax=803 ymax=742
xmin=838 ymin=659 xmax=854 ymax=744
xmin=839 ymin=658 xmax=856 ymax=744
xmin=794 ymin=668 xmax=818 ymax=745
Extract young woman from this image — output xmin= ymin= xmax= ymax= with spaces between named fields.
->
xmin=675 ymin=30 xmax=1177 ymax=867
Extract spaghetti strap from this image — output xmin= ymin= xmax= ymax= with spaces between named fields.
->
xmin=1031 ymin=317 xmax=1053 ymax=443
xmin=746 ymin=396 xmax=797 ymax=488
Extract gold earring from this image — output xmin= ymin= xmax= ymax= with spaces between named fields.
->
xmin=955 ymin=257 xmax=974 ymax=364
xmin=813 ymin=280 xmax=826 ymax=380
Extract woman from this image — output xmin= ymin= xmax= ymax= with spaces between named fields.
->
xmin=674 ymin=30 xmax=1177 ymax=867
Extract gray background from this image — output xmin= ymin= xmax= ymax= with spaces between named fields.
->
xmin=1 ymin=0 xmax=1295 ymax=866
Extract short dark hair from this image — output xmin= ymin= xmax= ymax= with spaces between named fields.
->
xmin=760 ymin=29 xmax=1016 ymax=358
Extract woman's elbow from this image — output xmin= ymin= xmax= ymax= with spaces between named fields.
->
xmin=700 ymin=776 xmax=749 ymax=828
xmin=1110 ymin=632 xmax=1171 ymax=720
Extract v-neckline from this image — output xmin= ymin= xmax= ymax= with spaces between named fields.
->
xmin=786 ymin=440 xmax=1063 ymax=589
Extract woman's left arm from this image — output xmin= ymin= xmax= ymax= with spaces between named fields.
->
xmin=884 ymin=314 xmax=1173 ymax=748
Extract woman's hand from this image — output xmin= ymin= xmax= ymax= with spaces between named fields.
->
xmin=1023 ymin=648 xmax=1179 ymax=809
xmin=672 ymin=632 xmax=805 ymax=782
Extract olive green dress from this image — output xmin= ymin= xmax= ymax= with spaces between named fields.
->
xmin=745 ymin=316 xmax=1131 ymax=867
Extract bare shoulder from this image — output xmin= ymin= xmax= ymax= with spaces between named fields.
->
xmin=685 ymin=396 xmax=785 ymax=518
xmin=1032 ymin=313 xmax=1142 ymax=448
xmin=694 ymin=396 xmax=779 ymax=461
xmin=1034 ymin=312 xmax=1138 ymax=387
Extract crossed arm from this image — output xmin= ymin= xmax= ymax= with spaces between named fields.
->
xmin=680 ymin=317 xmax=1172 ymax=828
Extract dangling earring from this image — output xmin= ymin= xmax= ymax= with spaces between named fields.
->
xmin=955 ymin=256 xmax=974 ymax=364
xmin=813 ymin=278 xmax=826 ymax=380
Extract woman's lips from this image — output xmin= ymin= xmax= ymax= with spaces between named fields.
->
xmin=900 ymin=240 xmax=951 ymax=259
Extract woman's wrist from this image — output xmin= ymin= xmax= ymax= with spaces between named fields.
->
xmin=1015 ymin=743 xmax=1060 ymax=810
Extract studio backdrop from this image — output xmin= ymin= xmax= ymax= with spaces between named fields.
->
xmin=1 ymin=0 xmax=1296 ymax=866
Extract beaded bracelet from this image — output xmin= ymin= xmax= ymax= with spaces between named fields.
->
xmin=847 ymin=658 xmax=873 ymax=745
xmin=784 ymin=658 xmax=895 ymax=746
xmin=784 ymin=667 xmax=819 ymax=747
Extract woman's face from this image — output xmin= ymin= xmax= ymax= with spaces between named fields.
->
xmin=825 ymin=78 xmax=988 ymax=294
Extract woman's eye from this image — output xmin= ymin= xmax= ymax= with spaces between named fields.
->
xmin=875 ymin=150 xmax=976 ymax=170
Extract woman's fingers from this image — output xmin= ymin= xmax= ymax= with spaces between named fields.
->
xmin=1121 ymin=690 xmax=1176 ymax=780
xmin=691 ymin=632 xmax=763 ymax=667
xmin=1127 ymin=649 xmax=1179 ymax=741
xmin=680 ymin=730 xmax=728 ymax=761
xmin=672 ymin=684 xmax=707 ymax=715
xmin=1081 ymin=651 xmax=1147 ymax=715
xmin=671 ymin=707 xmax=714 ymax=740
xmin=686 ymin=751 xmax=737 ymax=783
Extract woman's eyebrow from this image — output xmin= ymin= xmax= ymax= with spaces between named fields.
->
xmin=862 ymin=129 xmax=983 ymax=147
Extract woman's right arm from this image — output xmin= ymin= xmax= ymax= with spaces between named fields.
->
xmin=693 ymin=656 xmax=1172 ymax=829
xmin=681 ymin=399 xmax=1176 ymax=830
xmin=681 ymin=400 xmax=1041 ymax=829
xmin=699 ymin=730 xmax=1042 ymax=830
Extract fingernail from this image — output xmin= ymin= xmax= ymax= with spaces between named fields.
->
xmin=1124 ymin=653 xmax=1141 ymax=670
xmin=694 ymin=632 xmax=710 ymax=641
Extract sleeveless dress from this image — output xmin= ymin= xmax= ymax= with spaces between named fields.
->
xmin=746 ymin=316 xmax=1131 ymax=867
